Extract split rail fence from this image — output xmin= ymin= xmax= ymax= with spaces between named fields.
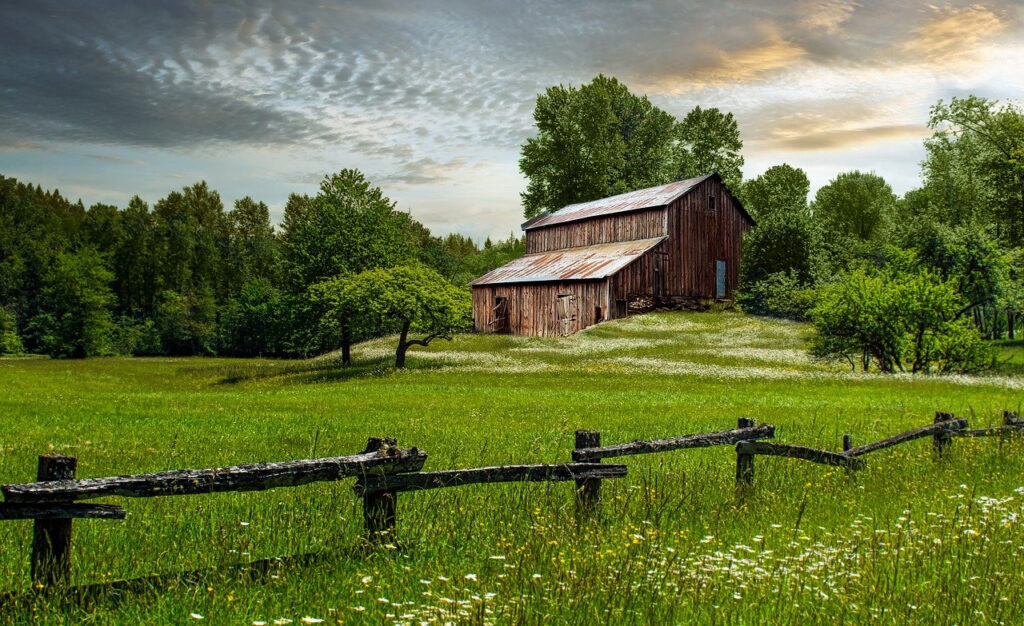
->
xmin=0 ymin=411 xmax=1020 ymax=593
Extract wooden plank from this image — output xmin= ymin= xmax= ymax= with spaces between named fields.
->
xmin=954 ymin=425 xmax=1024 ymax=438
xmin=2 ymin=446 xmax=427 ymax=503
xmin=573 ymin=423 xmax=775 ymax=461
xmin=355 ymin=463 xmax=626 ymax=496
xmin=0 ymin=503 xmax=125 ymax=520
xmin=843 ymin=418 xmax=967 ymax=458
xmin=736 ymin=441 xmax=865 ymax=469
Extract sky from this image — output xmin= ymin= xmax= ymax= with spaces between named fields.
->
xmin=1 ymin=1 xmax=1023 ymax=243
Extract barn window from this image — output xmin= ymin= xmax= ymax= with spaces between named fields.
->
xmin=707 ymin=194 xmax=717 ymax=214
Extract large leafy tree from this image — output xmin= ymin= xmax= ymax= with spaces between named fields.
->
xmin=31 ymin=247 xmax=116 ymax=358
xmin=812 ymin=171 xmax=896 ymax=243
xmin=282 ymin=170 xmax=414 ymax=293
xmin=342 ymin=264 xmax=471 ymax=368
xmin=225 ymin=196 xmax=280 ymax=295
xmin=923 ymin=96 xmax=1024 ymax=245
xmin=739 ymin=164 xmax=816 ymax=284
xmin=519 ymin=75 xmax=678 ymax=218
xmin=675 ymin=106 xmax=744 ymax=191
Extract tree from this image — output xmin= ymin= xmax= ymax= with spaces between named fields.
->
xmin=675 ymin=106 xmax=744 ymax=191
xmin=343 ymin=265 xmax=471 ymax=368
xmin=812 ymin=171 xmax=896 ymax=242
xmin=809 ymin=267 xmax=988 ymax=373
xmin=282 ymin=170 xmax=414 ymax=293
xmin=112 ymin=196 xmax=157 ymax=317
xmin=218 ymin=279 xmax=287 ymax=357
xmin=33 ymin=248 xmax=116 ymax=357
xmin=927 ymin=96 xmax=1024 ymax=245
xmin=0 ymin=306 xmax=24 ymax=355
xmin=519 ymin=75 xmax=678 ymax=218
xmin=739 ymin=164 xmax=816 ymax=285
xmin=225 ymin=197 xmax=280 ymax=295
xmin=154 ymin=288 xmax=217 ymax=356
xmin=308 ymin=273 xmax=359 ymax=365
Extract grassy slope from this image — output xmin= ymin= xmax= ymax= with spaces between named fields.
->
xmin=0 ymin=311 xmax=1022 ymax=624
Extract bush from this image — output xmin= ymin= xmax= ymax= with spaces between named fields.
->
xmin=0 ymin=307 xmax=24 ymax=355
xmin=809 ymin=268 xmax=989 ymax=373
xmin=112 ymin=316 xmax=163 ymax=356
xmin=737 ymin=271 xmax=816 ymax=320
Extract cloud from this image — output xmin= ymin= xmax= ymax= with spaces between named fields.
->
xmin=87 ymin=154 xmax=145 ymax=166
xmin=904 ymin=5 xmax=1007 ymax=66
xmin=756 ymin=124 xmax=929 ymax=151
xmin=0 ymin=138 xmax=63 ymax=153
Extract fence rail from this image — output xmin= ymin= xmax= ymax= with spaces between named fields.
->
xmin=354 ymin=463 xmax=625 ymax=496
xmin=1 ymin=445 xmax=426 ymax=503
xmin=571 ymin=423 xmax=775 ymax=461
xmin=0 ymin=410 xmax=1020 ymax=594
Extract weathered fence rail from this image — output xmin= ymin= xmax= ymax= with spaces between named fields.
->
xmin=1 ymin=446 xmax=426 ymax=503
xmin=842 ymin=416 xmax=968 ymax=458
xmin=1 ymin=410 xmax=1019 ymax=594
xmin=355 ymin=463 xmax=624 ymax=496
xmin=736 ymin=441 xmax=864 ymax=469
xmin=571 ymin=422 xmax=775 ymax=461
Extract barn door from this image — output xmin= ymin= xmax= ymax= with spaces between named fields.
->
xmin=715 ymin=260 xmax=727 ymax=299
xmin=653 ymin=251 xmax=667 ymax=297
xmin=491 ymin=296 xmax=509 ymax=333
xmin=556 ymin=294 xmax=576 ymax=336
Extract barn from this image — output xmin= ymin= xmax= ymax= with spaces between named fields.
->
xmin=470 ymin=173 xmax=755 ymax=336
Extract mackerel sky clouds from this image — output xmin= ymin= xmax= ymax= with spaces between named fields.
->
xmin=2 ymin=1 xmax=1023 ymax=241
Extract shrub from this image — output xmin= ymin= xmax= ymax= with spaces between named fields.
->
xmin=112 ymin=316 xmax=163 ymax=356
xmin=0 ymin=307 xmax=24 ymax=355
xmin=737 ymin=271 xmax=816 ymax=320
xmin=809 ymin=268 xmax=989 ymax=373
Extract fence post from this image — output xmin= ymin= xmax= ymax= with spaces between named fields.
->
xmin=735 ymin=418 xmax=755 ymax=487
xmin=842 ymin=434 xmax=852 ymax=452
xmin=933 ymin=412 xmax=954 ymax=458
xmin=362 ymin=438 xmax=397 ymax=543
xmin=573 ymin=430 xmax=601 ymax=515
xmin=31 ymin=454 xmax=77 ymax=589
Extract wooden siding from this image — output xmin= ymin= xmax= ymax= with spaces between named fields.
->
xmin=526 ymin=208 xmax=666 ymax=253
xmin=610 ymin=243 xmax=665 ymax=300
xmin=664 ymin=177 xmax=751 ymax=299
xmin=472 ymin=280 xmax=611 ymax=337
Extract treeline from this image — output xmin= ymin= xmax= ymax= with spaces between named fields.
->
xmin=519 ymin=77 xmax=1023 ymax=374
xmin=0 ymin=169 xmax=521 ymax=359
xmin=738 ymin=96 xmax=1023 ymax=373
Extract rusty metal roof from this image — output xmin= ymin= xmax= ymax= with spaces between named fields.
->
xmin=522 ymin=174 xmax=713 ymax=230
xmin=470 ymin=237 xmax=666 ymax=286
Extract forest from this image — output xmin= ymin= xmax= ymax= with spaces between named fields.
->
xmin=2 ymin=75 xmax=1022 ymax=374
xmin=0 ymin=170 xmax=520 ymax=360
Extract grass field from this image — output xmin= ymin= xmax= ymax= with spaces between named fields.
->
xmin=1 ymin=311 xmax=1023 ymax=624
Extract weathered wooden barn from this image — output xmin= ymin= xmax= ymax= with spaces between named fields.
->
xmin=471 ymin=173 xmax=755 ymax=336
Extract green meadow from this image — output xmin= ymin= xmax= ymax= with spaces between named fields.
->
xmin=1 ymin=311 xmax=1023 ymax=624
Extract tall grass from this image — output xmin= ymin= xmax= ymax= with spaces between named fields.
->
xmin=0 ymin=311 xmax=1021 ymax=624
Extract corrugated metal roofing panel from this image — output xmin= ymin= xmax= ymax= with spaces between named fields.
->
xmin=522 ymin=174 xmax=712 ymax=230
xmin=470 ymin=236 xmax=666 ymax=286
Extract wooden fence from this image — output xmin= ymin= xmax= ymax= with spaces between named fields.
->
xmin=0 ymin=411 xmax=1019 ymax=592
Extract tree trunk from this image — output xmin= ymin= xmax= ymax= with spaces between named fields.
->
xmin=341 ymin=327 xmax=351 ymax=365
xmin=1009 ymin=310 xmax=1015 ymax=341
xmin=395 ymin=320 xmax=410 ymax=368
